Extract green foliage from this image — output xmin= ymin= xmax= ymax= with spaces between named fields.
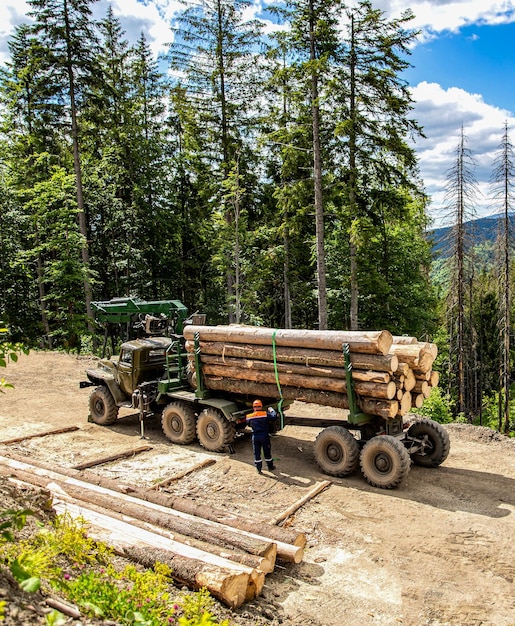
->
xmin=0 ymin=326 xmax=29 ymax=390
xmin=417 ymin=387 xmax=454 ymax=424
xmin=0 ymin=509 xmax=231 ymax=625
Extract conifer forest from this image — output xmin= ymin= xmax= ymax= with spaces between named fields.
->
xmin=0 ymin=0 xmax=514 ymax=432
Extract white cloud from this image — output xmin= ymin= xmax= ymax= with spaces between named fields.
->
xmin=410 ymin=81 xmax=515 ymax=224
xmin=0 ymin=0 xmax=31 ymax=63
xmin=370 ymin=0 xmax=515 ymax=35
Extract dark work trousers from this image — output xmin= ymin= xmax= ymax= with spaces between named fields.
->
xmin=252 ymin=435 xmax=273 ymax=471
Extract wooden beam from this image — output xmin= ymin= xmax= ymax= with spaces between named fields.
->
xmin=72 ymin=445 xmax=153 ymax=470
xmin=149 ymin=458 xmax=216 ymax=490
xmin=0 ymin=426 xmax=79 ymax=445
xmin=269 ymin=480 xmax=332 ymax=526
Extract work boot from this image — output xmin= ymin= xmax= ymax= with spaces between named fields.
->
xmin=268 ymin=463 xmax=275 ymax=471
xmin=256 ymin=466 xmax=262 ymax=474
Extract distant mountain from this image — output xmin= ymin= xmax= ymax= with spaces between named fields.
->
xmin=428 ymin=213 xmax=515 ymax=257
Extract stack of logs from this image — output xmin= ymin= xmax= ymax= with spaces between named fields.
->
xmin=0 ymin=453 xmax=306 ymax=609
xmin=183 ymin=325 xmax=439 ymax=419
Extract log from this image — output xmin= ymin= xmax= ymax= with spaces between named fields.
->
xmin=269 ymin=480 xmax=332 ymax=525
xmin=190 ymin=354 xmax=391 ymax=383
xmin=0 ymin=456 xmax=302 ymax=563
xmin=199 ymin=364 xmax=397 ymax=399
xmin=202 ymin=378 xmax=400 ymax=419
xmin=388 ymin=344 xmax=434 ymax=372
xmin=52 ymin=499 xmax=250 ymax=608
xmin=0 ymin=451 xmax=306 ymax=549
xmin=184 ymin=325 xmax=393 ymax=355
xmin=72 ymin=445 xmax=153 ymax=470
xmin=430 ymin=370 xmax=440 ymax=387
xmin=185 ymin=340 xmax=399 ymax=372
xmin=149 ymin=458 xmax=216 ymax=489
xmin=47 ymin=477 xmax=271 ymax=579
xmin=1 ymin=462 xmax=277 ymax=564
xmin=398 ymin=391 xmax=412 ymax=416
xmin=402 ymin=366 xmax=416 ymax=392
xmin=391 ymin=336 xmax=418 ymax=345
xmin=412 ymin=380 xmax=430 ymax=397
xmin=412 ymin=394 xmax=425 ymax=409
xmin=0 ymin=426 xmax=80 ymax=445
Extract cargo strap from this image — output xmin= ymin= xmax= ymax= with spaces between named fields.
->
xmin=272 ymin=329 xmax=285 ymax=429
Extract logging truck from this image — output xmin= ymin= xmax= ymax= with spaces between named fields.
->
xmin=81 ymin=297 xmax=450 ymax=489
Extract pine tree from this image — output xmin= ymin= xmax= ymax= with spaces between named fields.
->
xmin=27 ymin=0 xmax=100 ymax=329
xmin=333 ymin=0 xmax=422 ymax=329
xmin=168 ymin=0 xmax=264 ymax=321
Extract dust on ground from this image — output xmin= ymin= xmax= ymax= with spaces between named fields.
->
xmin=1 ymin=350 xmax=515 ymax=626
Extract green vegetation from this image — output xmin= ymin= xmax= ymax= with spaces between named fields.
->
xmin=0 ymin=508 xmax=230 ymax=625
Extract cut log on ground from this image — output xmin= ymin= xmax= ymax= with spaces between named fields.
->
xmin=0 ymin=451 xmax=306 ymax=549
xmin=52 ymin=499 xmax=251 ymax=608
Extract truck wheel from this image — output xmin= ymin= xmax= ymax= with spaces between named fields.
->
xmin=161 ymin=402 xmax=196 ymax=444
xmin=314 ymin=426 xmax=360 ymax=476
xmin=407 ymin=418 xmax=450 ymax=467
xmin=89 ymin=386 xmax=118 ymax=425
xmin=197 ymin=408 xmax=235 ymax=452
xmin=360 ymin=435 xmax=410 ymax=489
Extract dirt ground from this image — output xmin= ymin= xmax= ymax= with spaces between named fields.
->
xmin=1 ymin=350 xmax=515 ymax=626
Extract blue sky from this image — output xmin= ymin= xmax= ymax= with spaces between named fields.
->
xmin=2 ymin=0 xmax=515 ymax=226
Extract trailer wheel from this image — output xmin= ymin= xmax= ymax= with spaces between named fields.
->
xmin=197 ymin=408 xmax=235 ymax=452
xmin=314 ymin=426 xmax=360 ymax=476
xmin=161 ymin=402 xmax=197 ymax=445
xmin=406 ymin=418 xmax=450 ymax=467
xmin=89 ymin=386 xmax=118 ymax=425
xmin=360 ymin=435 xmax=410 ymax=489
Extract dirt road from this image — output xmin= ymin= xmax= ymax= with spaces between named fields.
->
xmin=1 ymin=351 xmax=514 ymax=626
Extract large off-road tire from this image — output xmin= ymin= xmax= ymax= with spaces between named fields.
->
xmin=89 ymin=386 xmax=118 ymax=425
xmin=360 ymin=435 xmax=411 ymax=489
xmin=196 ymin=408 xmax=235 ymax=452
xmin=407 ymin=418 xmax=450 ymax=467
xmin=314 ymin=425 xmax=360 ymax=477
xmin=161 ymin=402 xmax=197 ymax=445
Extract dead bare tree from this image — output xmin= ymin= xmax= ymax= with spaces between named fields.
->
xmin=491 ymin=121 xmax=515 ymax=434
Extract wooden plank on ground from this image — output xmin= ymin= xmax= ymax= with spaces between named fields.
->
xmin=72 ymin=445 xmax=153 ymax=470
xmin=0 ymin=426 xmax=80 ymax=445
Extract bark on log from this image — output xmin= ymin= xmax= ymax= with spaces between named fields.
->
xmin=0 ymin=461 xmax=277 ymax=563
xmin=0 ymin=451 xmax=305 ymax=549
xmin=190 ymin=354 xmax=391 ymax=384
xmin=0 ymin=456 xmax=304 ymax=565
xmin=72 ymin=445 xmax=153 ymax=470
xmin=184 ymin=325 xmax=393 ymax=355
xmin=202 ymin=378 xmax=399 ymax=418
xmin=185 ymin=340 xmax=399 ymax=372
xmin=47 ymin=476 xmax=271 ymax=577
xmin=51 ymin=500 xmax=251 ymax=608
xmin=200 ymin=364 xmax=397 ymax=400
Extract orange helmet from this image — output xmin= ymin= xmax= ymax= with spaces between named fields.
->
xmin=253 ymin=399 xmax=263 ymax=409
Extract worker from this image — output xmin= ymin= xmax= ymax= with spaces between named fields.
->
xmin=246 ymin=399 xmax=276 ymax=474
